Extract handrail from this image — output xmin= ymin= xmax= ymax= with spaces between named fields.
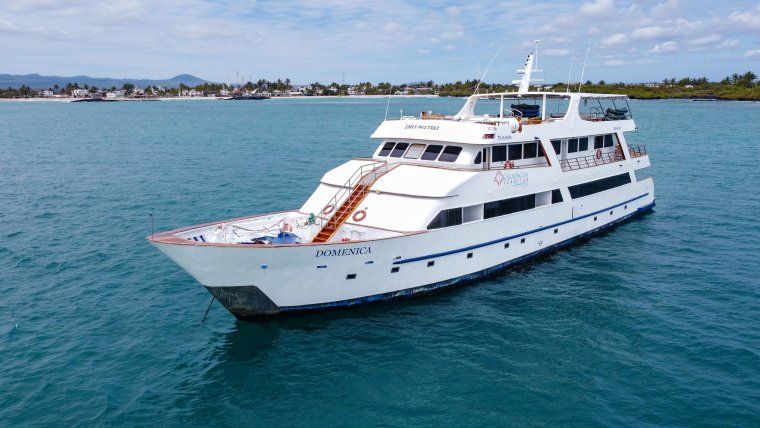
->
xmin=316 ymin=161 xmax=388 ymax=228
xmin=560 ymin=144 xmax=647 ymax=171
xmin=629 ymin=144 xmax=647 ymax=157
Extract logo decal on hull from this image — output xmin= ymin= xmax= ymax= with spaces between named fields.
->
xmin=493 ymin=171 xmax=529 ymax=187
xmin=315 ymin=247 xmax=372 ymax=257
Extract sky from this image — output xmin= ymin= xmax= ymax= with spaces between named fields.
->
xmin=0 ymin=0 xmax=758 ymax=84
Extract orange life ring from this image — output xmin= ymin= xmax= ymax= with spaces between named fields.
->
xmin=595 ymin=148 xmax=602 ymax=159
xmin=352 ymin=210 xmax=367 ymax=222
xmin=503 ymin=160 xmax=514 ymax=169
xmin=322 ymin=204 xmax=335 ymax=215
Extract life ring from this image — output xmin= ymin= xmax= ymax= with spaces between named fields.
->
xmin=595 ymin=148 xmax=602 ymax=159
xmin=322 ymin=204 xmax=335 ymax=215
xmin=503 ymin=160 xmax=514 ymax=169
xmin=352 ymin=210 xmax=367 ymax=222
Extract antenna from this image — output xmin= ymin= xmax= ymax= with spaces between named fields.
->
xmin=578 ymin=40 xmax=592 ymax=93
xmin=384 ymin=87 xmax=391 ymax=120
xmin=566 ymin=56 xmax=574 ymax=92
xmin=534 ymin=39 xmax=540 ymax=70
xmin=473 ymin=44 xmax=504 ymax=95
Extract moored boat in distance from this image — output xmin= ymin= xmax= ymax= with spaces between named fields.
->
xmin=149 ymin=52 xmax=655 ymax=320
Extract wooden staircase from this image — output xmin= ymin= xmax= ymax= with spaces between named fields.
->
xmin=311 ymin=161 xmax=391 ymax=243
xmin=312 ymin=184 xmax=371 ymax=243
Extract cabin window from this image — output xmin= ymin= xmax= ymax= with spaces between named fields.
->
xmin=594 ymin=135 xmax=604 ymax=149
xmin=390 ymin=142 xmax=409 ymax=158
xmin=492 ymin=145 xmax=507 ymax=162
xmin=508 ymin=144 xmax=522 ymax=161
xmin=538 ymin=143 xmax=545 ymax=157
xmin=579 ymin=137 xmax=589 ymax=151
xmin=569 ymin=173 xmax=631 ymax=198
xmin=552 ymin=189 xmax=563 ymax=203
xmin=568 ymin=138 xmax=578 ymax=153
xmin=604 ymin=134 xmax=615 ymax=147
xmin=427 ymin=207 xmax=463 ymax=229
xmin=378 ymin=142 xmax=395 ymax=157
xmin=523 ymin=142 xmax=538 ymax=159
xmin=404 ymin=143 xmax=426 ymax=159
xmin=551 ymin=140 xmax=561 ymax=155
xmin=421 ymin=144 xmax=443 ymax=160
xmin=484 ymin=194 xmax=536 ymax=219
xmin=474 ymin=151 xmax=482 ymax=165
xmin=438 ymin=146 xmax=462 ymax=162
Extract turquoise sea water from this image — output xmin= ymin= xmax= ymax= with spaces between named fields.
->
xmin=1 ymin=97 xmax=758 ymax=426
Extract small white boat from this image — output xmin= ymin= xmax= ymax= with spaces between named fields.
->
xmin=149 ymin=52 xmax=655 ymax=319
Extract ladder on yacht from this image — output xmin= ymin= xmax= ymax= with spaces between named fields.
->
xmin=312 ymin=161 xmax=390 ymax=243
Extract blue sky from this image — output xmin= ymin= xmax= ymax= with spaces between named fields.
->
xmin=0 ymin=0 xmax=758 ymax=84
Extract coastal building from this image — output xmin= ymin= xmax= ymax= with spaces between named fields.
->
xmin=71 ymin=88 xmax=88 ymax=98
xmin=39 ymin=89 xmax=54 ymax=97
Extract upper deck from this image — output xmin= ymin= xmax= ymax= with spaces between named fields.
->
xmin=371 ymin=91 xmax=636 ymax=146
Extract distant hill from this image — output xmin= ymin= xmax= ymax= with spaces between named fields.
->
xmin=0 ymin=73 xmax=209 ymax=89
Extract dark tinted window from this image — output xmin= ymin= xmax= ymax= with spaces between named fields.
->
xmin=421 ymin=145 xmax=443 ymax=160
xmin=551 ymin=140 xmax=561 ymax=154
xmin=508 ymin=144 xmax=522 ymax=161
xmin=569 ymin=173 xmax=631 ymax=199
xmin=427 ymin=207 xmax=463 ymax=229
xmin=594 ymin=135 xmax=604 ymax=149
xmin=568 ymin=138 xmax=578 ymax=153
xmin=492 ymin=145 xmax=507 ymax=162
xmin=378 ymin=142 xmax=394 ymax=156
xmin=579 ymin=137 xmax=589 ymax=151
xmin=438 ymin=146 xmax=462 ymax=162
xmin=523 ymin=142 xmax=538 ymax=158
xmin=604 ymin=134 xmax=615 ymax=147
xmin=389 ymin=142 xmax=409 ymax=158
xmin=538 ymin=143 xmax=545 ymax=157
xmin=474 ymin=151 xmax=482 ymax=164
xmin=484 ymin=194 xmax=536 ymax=219
xmin=552 ymin=189 xmax=563 ymax=203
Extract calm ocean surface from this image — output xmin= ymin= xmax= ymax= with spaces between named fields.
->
xmin=0 ymin=97 xmax=758 ymax=426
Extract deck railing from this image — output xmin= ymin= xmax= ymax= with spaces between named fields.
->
xmin=561 ymin=144 xmax=648 ymax=172
xmin=629 ymin=144 xmax=647 ymax=158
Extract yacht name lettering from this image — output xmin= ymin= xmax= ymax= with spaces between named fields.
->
xmin=497 ymin=135 xmax=513 ymax=140
xmin=315 ymin=247 xmax=373 ymax=257
xmin=404 ymin=124 xmax=440 ymax=130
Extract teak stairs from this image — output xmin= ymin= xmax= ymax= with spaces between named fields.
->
xmin=312 ymin=162 xmax=390 ymax=243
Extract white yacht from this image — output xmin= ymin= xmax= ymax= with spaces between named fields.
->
xmin=149 ymin=53 xmax=654 ymax=320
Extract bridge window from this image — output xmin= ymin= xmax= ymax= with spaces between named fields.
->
xmin=378 ymin=142 xmax=395 ymax=156
xmin=552 ymin=189 xmax=563 ymax=203
xmin=404 ymin=143 xmax=426 ymax=159
xmin=569 ymin=173 xmax=631 ymax=198
xmin=551 ymin=140 xmax=561 ymax=154
xmin=594 ymin=135 xmax=604 ymax=149
xmin=474 ymin=151 xmax=482 ymax=164
xmin=568 ymin=138 xmax=578 ymax=153
xmin=484 ymin=194 xmax=536 ymax=219
xmin=492 ymin=145 xmax=507 ymax=162
xmin=438 ymin=146 xmax=462 ymax=162
xmin=579 ymin=137 xmax=589 ymax=151
xmin=390 ymin=142 xmax=409 ymax=158
xmin=523 ymin=142 xmax=538 ymax=158
xmin=604 ymin=134 xmax=615 ymax=147
xmin=427 ymin=207 xmax=463 ymax=229
xmin=421 ymin=144 xmax=443 ymax=160
xmin=508 ymin=144 xmax=522 ymax=161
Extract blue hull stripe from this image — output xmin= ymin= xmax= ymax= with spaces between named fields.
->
xmin=279 ymin=200 xmax=655 ymax=314
xmin=393 ymin=192 xmax=650 ymax=265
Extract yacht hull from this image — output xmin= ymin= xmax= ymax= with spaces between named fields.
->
xmin=150 ymin=182 xmax=654 ymax=320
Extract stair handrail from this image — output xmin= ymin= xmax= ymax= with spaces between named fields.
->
xmin=316 ymin=161 xmax=388 ymax=228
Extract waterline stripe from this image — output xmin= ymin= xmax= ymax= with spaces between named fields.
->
xmin=393 ymin=193 xmax=650 ymax=265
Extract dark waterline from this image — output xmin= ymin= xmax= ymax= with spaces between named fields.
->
xmin=0 ymin=98 xmax=758 ymax=426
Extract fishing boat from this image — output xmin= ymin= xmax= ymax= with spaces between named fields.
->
xmin=149 ymin=52 xmax=654 ymax=319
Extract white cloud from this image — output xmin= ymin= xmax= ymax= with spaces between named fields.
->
xmin=602 ymin=33 xmax=626 ymax=46
xmin=444 ymin=44 xmax=456 ymax=51
xmin=729 ymin=8 xmax=760 ymax=29
xmin=744 ymin=49 xmax=760 ymax=58
xmin=651 ymin=0 xmax=679 ymax=15
xmin=417 ymin=49 xmax=430 ymax=54
xmin=383 ymin=22 xmax=400 ymax=33
xmin=580 ymin=0 xmax=613 ymax=15
xmin=605 ymin=59 xmax=624 ymax=66
xmin=716 ymin=40 xmax=739 ymax=49
xmin=688 ymin=34 xmax=720 ymax=46
xmin=543 ymin=48 xmax=569 ymax=56
xmin=444 ymin=6 xmax=461 ymax=17
xmin=650 ymin=41 xmax=678 ymax=53
xmin=632 ymin=26 xmax=667 ymax=40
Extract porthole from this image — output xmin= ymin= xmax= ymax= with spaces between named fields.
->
xmin=520 ymin=238 xmax=526 ymax=244
xmin=610 ymin=210 xmax=613 ymax=215
xmin=427 ymin=260 xmax=435 ymax=267
xmin=391 ymin=267 xmax=399 ymax=273
xmin=594 ymin=216 xmax=598 ymax=221
xmin=467 ymin=252 xmax=473 ymax=259
xmin=554 ymin=228 xmax=558 ymax=234
xmin=346 ymin=273 xmax=357 ymax=279
xmin=504 ymin=242 xmax=510 ymax=248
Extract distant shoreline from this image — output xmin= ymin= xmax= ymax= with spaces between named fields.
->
xmin=0 ymin=94 xmax=441 ymax=103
